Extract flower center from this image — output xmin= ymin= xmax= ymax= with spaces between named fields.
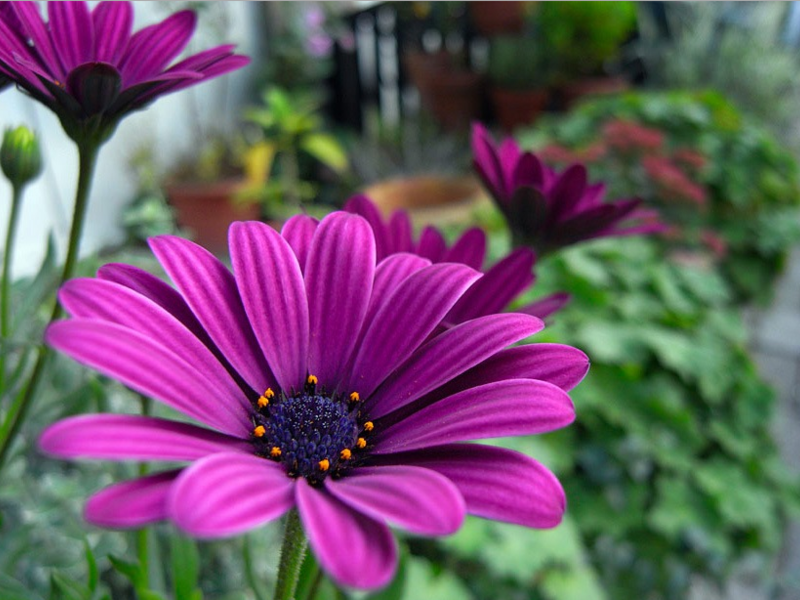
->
xmin=250 ymin=376 xmax=373 ymax=484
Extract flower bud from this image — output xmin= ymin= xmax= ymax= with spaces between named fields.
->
xmin=1 ymin=126 xmax=43 ymax=187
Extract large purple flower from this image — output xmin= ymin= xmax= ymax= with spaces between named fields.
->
xmin=39 ymin=212 xmax=587 ymax=590
xmin=472 ymin=123 xmax=664 ymax=254
xmin=0 ymin=1 xmax=249 ymax=142
xmin=344 ymin=195 xmax=569 ymax=323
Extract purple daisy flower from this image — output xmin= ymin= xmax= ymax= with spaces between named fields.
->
xmin=39 ymin=212 xmax=587 ymax=590
xmin=0 ymin=1 xmax=249 ymax=141
xmin=472 ymin=123 xmax=665 ymax=254
xmin=344 ymin=195 xmax=570 ymax=324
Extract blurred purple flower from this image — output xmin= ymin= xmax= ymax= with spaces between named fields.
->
xmin=39 ymin=212 xmax=586 ymax=590
xmin=306 ymin=32 xmax=333 ymax=58
xmin=0 ymin=1 xmax=249 ymax=141
xmin=345 ymin=195 xmax=570 ymax=323
xmin=472 ymin=123 xmax=665 ymax=254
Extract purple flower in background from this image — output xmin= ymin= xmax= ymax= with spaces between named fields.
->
xmin=0 ymin=1 xmax=249 ymax=141
xmin=39 ymin=212 xmax=587 ymax=590
xmin=344 ymin=195 xmax=569 ymax=323
xmin=472 ymin=123 xmax=665 ymax=255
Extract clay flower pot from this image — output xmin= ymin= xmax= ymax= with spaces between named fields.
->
xmin=490 ymin=87 xmax=549 ymax=132
xmin=166 ymin=178 xmax=261 ymax=255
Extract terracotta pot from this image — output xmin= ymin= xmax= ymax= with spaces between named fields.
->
xmin=558 ymin=76 xmax=630 ymax=110
xmin=403 ymin=51 xmax=484 ymax=130
xmin=362 ymin=175 xmax=486 ymax=226
xmin=166 ymin=178 xmax=261 ymax=255
xmin=490 ymin=87 xmax=549 ymax=132
xmin=469 ymin=2 xmax=525 ymax=36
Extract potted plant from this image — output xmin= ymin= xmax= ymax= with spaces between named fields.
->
xmin=537 ymin=1 xmax=637 ymax=107
xmin=487 ymin=34 xmax=550 ymax=132
xmin=244 ymin=86 xmax=349 ymax=219
xmin=164 ymin=132 xmax=263 ymax=255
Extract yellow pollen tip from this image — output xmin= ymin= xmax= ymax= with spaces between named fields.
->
xmin=340 ymin=448 xmax=352 ymax=460
xmin=257 ymin=395 xmax=269 ymax=408
xmin=349 ymin=391 xmax=360 ymax=402
xmin=307 ymin=375 xmax=318 ymax=385
xmin=253 ymin=425 xmax=266 ymax=438
xmin=363 ymin=421 xmax=374 ymax=432
xmin=264 ymin=388 xmax=275 ymax=399
xmin=318 ymin=459 xmax=330 ymax=471
xmin=356 ymin=437 xmax=367 ymax=449
xmin=270 ymin=446 xmax=282 ymax=457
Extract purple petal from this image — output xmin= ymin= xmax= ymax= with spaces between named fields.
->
xmin=387 ymin=211 xmax=413 ymax=254
xmin=149 ymin=235 xmax=274 ymax=397
xmin=344 ymin=195 xmax=390 ymax=260
xmin=228 ymin=222 xmax=309 ymax=392
xmin=45 ymin=319 xmax=250 ymax=436
xmin=305 ymin=213 xmax=375 ymax=389
xmin=446 ymin=247 xmax=535 ymax=323
xmin=547 ymin=164 xmax=588 ymax=222
xmin=443 ymin=227 xmax=486 ymax=270
xmin=281 ymin=214 xmax=319 ymax=272
xmin=92 ymin=1 xmax=133 ymax=64
xmin=10 ymin=1 xmax=62 ymax=79
xmin=119 ymin=10 xmax=197 ymax=85
xmin=296 ymin=479 xmax=397 ymax=590
xmin=517 ymin=292 xmax=571 ymax=320
xmin=364 ymin=253 xmax=431 ymax=326
xmin=85 ymin=470 xmax=180 ymax=529
xmin=415 ymin=226 xmax=447 ymax=262
xmin=59 ymin=278 xmax=248 ymax=410
xmin=373 ymin=379 xmax=575 ymax=454
xmin=471 ymin=123 xmax=507 ymax=202
xmin=326 ymin=465 xmax=464 ymax=535
xmin=97 ymin=263 xmax=215 ymax=351
xmin=39 ymin=414 xmax=249 ymax=461
xmin=169 ymin=453 xmax=295 ymax=537
xmin=498 ymin=137 xmax=522 ymax=195
xmin=368 ymin=313 xmax=544 ymax=419
xmin=345 ymin=263 xmax=481 ymax=397
xmin=48 ymin=1 xmax=93 ymax=73
xmin=373 ymin=444 xmax=566 ymax=528
xmin=513 ymin=151 xmax=546 ymax=189
xmin=422 ymin=343 xmax=590 ymax=400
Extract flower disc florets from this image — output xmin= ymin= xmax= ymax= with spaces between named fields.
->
xmin=251 ymin=377 xmax=370 ymax=484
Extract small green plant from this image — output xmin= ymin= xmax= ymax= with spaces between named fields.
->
xmin=244 ymin=86 xmax=348 ymax=216
xmin=487 ymin=35 xmax=547 ymax=90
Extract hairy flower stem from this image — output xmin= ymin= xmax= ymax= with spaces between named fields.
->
xmin=273 ymin=509 xmax=308 ymax=600
xmin=0 ymin=141 xmax=100 ymax=473
xmin=0 ymin=184 xmax=24 ymax=391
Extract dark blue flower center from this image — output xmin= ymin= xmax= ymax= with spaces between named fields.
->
xmin=250 ymin=377 xmax=373 ymax=484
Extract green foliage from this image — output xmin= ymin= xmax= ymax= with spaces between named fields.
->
xmin=513 ymin=235 xmax=800 ymax=599
xmin=537 ymin=1 xmax=637 ymax=80
xmin=487 ymin=35 xmax=547 ymax=90
xmin=520 ymin=90 xmax=800 ymax=303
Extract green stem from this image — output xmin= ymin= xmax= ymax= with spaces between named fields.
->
xmin=303 ymin=567 xmax=324 ymax=600
xmin=0 ymin=140 xmax=100 ymax=473
xmin=0 ymin=184 xmax=24 ymax=392
xmin=136 ymin=394 xmax=151 ymax=582
xmin=273 ymin=510 xmax=308 ymax=600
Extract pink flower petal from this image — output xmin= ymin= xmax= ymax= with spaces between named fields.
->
xmin=296 ymin=479 xmax=397 ymax=590
xmin=85 ymin=470 xmax=180 ymax=529
xmin=442 ymin=227 xmax=486 ymax=270
xmin=326 ymin=465 xmax=464 ymax=535
xmin=48 ymin=1 xmax=93 ymax=73
xmin=39 ymin=414 xmax=249 ymax=461
xmin=281 ymin=214 xmax=319 ymax=273
xmin=91 ymin=1 xmax=133 ymax=64
xmin=169 ymin=453 xmax=295 ymax=537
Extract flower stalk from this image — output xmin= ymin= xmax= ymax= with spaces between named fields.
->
xmin=0 ymin=140 xmax=100 ymax=472
xmin=273 ymin=510 xmax=308 ymax=600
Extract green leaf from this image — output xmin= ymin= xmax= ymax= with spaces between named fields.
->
xmin=400 ymin=556 xmax=472 ymax=600
xmin=48 ymin=573 xmax=90 ymax=600
xmin=300 ymin=133 xmax=348 ymax=172
xmin=83 ymin=539 xmax=98 ymax=594
xmin=0 ymin=573 xmax=44 ymax=600
xmin=108 ymin=555 xmax=145 ymax=590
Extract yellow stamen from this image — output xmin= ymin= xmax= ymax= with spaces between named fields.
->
xmin=356 ymin=437 xmax=367 ymax=449
xmin=318 ymin=458 xmax=330 ymax=471
xmin=363 ymin=421 xmax=374 ymax=432
xmin=264 ymin=388 xmax=275 ymax=399
xmin=340 ymin=448 xmax=352 ymax=460
xmin=253 ymin=425 xmax=266 ymax=438
xmin=307 ymin=374 xmax=318 ymax=385
xmin=270 ymin=446 xmax=282 ymax=457
xmin=257 ymin=395 xmax=270 ymax=408
xmin=349 ymin=391 xmax=360 ymax=402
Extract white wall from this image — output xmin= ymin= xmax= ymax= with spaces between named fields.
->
xmin=0 ymin=1 xmax=257 ymax=278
